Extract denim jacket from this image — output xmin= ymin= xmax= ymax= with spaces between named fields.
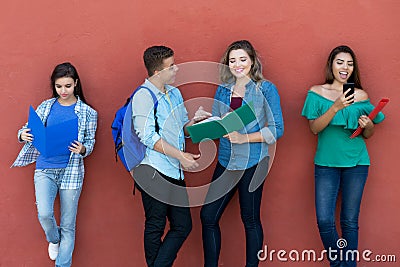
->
xmin=212 ymin=80 xmax=284 ymax=170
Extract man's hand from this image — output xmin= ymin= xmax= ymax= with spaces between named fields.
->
xmin=178 ymin=152 xmax=200 ymax=170
xmin=192 ymin=106 xmax=212 ymax=123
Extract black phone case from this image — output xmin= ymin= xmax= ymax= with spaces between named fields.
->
xmin=343 ymin=82 xmax=355 ymax=97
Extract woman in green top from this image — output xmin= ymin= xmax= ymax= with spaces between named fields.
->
xmin=302 ymin=45 xmax=384 ymax=267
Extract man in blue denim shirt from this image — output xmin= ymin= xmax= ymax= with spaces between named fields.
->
xmin=130 ymin=46 xmax=209 ymax=267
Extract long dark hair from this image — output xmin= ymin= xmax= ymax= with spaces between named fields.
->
xmin=50 ymin=62 xmax=87 ymax=103
xmin=220 ymin=40 xmax=264 ymax=84
xmin=325 ymin=45 xmax=363 ymax=89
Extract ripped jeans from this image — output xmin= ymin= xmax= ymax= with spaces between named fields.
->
xmin=34 ymin=169 xmax=82 ymax=267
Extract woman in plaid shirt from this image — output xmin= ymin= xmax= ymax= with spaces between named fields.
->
xmin=12 ymin=62 xmax=97 ymax=267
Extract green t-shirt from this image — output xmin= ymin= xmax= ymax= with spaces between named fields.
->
xmin=301 ymin=91 xmax=385 ymax=167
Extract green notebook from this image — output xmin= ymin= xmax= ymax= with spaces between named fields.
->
xmin=187 ymin=102 xmax=256 ymax=143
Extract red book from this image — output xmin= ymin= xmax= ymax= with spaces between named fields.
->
xmin=350 ymin=98 xmax=389 ymax=138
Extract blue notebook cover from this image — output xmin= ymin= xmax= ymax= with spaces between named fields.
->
xmin=28 ymin=106 xmax=78 ymax=157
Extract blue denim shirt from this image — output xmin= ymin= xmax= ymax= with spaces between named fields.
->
xmin=131 ymin=79 xmax=189 ymax=179
xmin=212 ymin=80 xmax=284 ymax=170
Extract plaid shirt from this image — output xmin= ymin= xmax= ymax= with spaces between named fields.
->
xmin=12 ymin=97 xmax=97 ymax=189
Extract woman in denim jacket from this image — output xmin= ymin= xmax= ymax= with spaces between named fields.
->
xmin=200 ymin=40 xmax=284 ymax=267
xmin=12 ymin=62 xmax=97 ymax=267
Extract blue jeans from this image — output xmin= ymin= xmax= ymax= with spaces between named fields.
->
xmin=315 ymin=165 xmax=369 ymax=267
xmin=200 ymin=162 xmax=265 ymax=267
xmin=34 ymin=169 xmax=82 ymax=267
xmin=136 ymin=169 xmax=192 ymax=267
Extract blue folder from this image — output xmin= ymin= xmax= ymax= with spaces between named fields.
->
xmin=28 ymin=106 xmax=78 ymax=157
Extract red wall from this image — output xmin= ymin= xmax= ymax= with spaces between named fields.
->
xmin=1 ymin=1 xmax=399 ymax=266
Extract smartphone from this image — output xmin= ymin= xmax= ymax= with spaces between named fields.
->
xmin=343 ymin=82 xmax=355 ymax=103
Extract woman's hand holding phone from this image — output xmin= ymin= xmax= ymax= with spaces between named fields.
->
xmin=343 ymin=82 xmax=355 ymax=103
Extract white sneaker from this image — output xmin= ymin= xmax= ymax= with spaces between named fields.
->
xmin=48 ymin=242 xmax=59 ymax=260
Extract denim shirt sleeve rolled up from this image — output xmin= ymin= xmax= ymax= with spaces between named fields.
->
xmin=212 ymin=80 xmax=284 ymax=170
xmin=259 ymin=81 xmax=284 ymax=143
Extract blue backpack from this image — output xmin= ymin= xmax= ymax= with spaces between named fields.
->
xmin=111 ymin=86 xmax=158 ymax=172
